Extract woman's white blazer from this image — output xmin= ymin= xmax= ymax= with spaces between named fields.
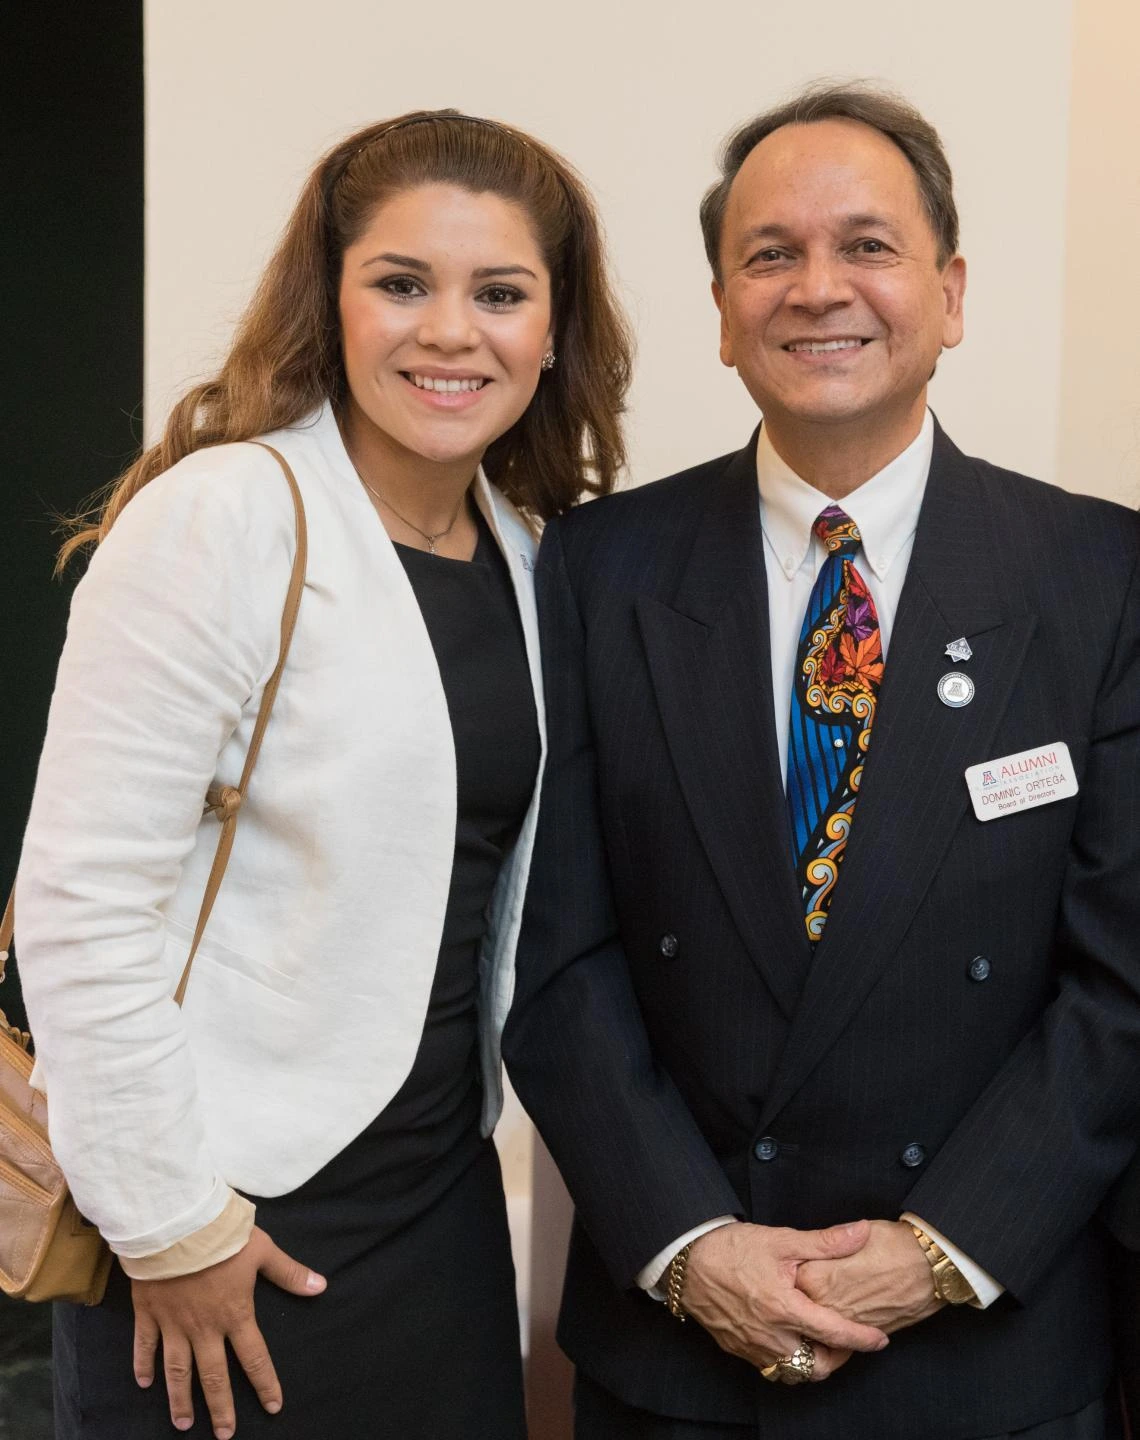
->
xmin=15 ymin=403 xmax=547 ymax=1259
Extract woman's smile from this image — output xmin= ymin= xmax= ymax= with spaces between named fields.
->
xmin=339 ymin=183 xmax=553 ymax=483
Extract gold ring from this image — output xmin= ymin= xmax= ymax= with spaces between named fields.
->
xmin=761 ymin=1338 xmax=815 ymax=1385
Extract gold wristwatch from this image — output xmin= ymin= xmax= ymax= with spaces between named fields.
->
xmin=909 ymin=1225 xmax=982 ymax=1307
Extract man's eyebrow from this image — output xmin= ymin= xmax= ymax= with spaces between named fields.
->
xmin=738 ymin=215 xmax=903 ymax=247
xmin=358 ymin=255 xmax=538 ymax=280
xmin=842 ymin=212 xmax=903 ymax=236
xmin=739 ymin=224 xmax=796 ymax=247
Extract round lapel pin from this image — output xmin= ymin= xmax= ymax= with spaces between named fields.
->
xmin=937 ymin=671 xmax=975 ymax=708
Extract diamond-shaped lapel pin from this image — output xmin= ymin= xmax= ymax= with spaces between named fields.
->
xmin=944 ymin=637 xmax=973 ymax=663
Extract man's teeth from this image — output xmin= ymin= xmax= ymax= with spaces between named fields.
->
xmin=787 ymin=339 xmax=865 ymax=353
xmin=409 ymin=374 xmax=486 ymax=392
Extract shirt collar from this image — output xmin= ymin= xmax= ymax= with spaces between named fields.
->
xmin=756 ymin=410 xmax=934 ymax=582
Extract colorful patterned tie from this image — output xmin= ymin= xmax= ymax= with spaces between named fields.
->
xmin=786 ymin=506 xmax=883 ymax=942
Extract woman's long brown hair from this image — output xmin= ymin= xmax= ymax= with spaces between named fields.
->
xmin=60 ymin=111 xmax=633 ymax=567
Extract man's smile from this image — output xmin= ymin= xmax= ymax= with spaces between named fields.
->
xmin=782 ymin=338 xmax=873 ymax=354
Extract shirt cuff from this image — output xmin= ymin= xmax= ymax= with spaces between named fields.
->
xmin=902 ymin=1212 xmax=1004 ymax=1309
xmin=637 ymin=1217 xmax=739 ymax=1298
xmin=117 ymin=1191 xmax=256 ymax=1280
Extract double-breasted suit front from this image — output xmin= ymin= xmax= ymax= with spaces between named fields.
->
xmin=504 ymin=422 xmax=1140 ymax=1438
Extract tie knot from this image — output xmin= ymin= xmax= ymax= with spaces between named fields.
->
xmin=813 ymin=505 xmax=862 ymax=556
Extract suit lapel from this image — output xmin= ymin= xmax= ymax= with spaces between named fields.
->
xmin=637 ymin=437 xmax=810 ymax=1018
xmin=757 ymin=425 xmax=1037 ymax=1127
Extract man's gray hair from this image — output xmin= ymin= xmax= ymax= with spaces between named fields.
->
xmin=699 ymin=81 xmax=960 ymax=281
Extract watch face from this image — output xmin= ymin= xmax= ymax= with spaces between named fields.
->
xmin=933 ymin=1258 xmax=975 ymax=1305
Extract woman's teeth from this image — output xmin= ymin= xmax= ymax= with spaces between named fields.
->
xmin=407 ymin=374 xmax=487 ymax=392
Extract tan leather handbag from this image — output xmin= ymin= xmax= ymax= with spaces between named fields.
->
xmin=0 ymin=442 xmax=307 ymax=1305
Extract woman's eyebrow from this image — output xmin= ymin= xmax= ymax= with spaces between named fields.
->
xmin=472 ymin=265 xmax=538 ymax=280
xmin=359 ymin=254 xmax=538 ymax=280
xmin=361 ymin=251 xmax=431 ymax=271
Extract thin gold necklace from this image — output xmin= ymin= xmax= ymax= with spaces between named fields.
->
xmin=352 ymin=462 xmax=467 ymax=555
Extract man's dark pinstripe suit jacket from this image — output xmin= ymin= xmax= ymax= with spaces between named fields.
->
xmin=503 ymin=421 xmax=1140 ymax=1439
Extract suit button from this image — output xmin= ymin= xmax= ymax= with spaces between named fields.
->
xmin=659 ymin=933 xmax=679 ymax=959
xmin=900 ymin=1142 xmax=926 ymax=1169
xmin=754 ymin=1137 xmax=779 ymax=1162
xmin=968 ymin=956 xmax=991 ymax=982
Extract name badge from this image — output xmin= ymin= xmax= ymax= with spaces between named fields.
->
xmin=965 ymin=742 xmax=1078 ymax=822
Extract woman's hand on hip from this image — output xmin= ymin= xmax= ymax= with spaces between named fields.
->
xmin=130 ymin=1225 xmax=326 ymax=1439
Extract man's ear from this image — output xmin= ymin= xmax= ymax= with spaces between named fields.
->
xmin=712 ymin=279 xmax=734 ymax=368
xmin=941 ymin=255 xmax=967 ymax=351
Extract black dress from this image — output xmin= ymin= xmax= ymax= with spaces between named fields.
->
xmin=53 ymin=515 xmax=540 ymax=1440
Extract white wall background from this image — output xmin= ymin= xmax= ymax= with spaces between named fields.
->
xmin=146 ymin=0 xmax=1075 ymax=489
xmin=1059 ymin=0 xmax=1140 ymax=504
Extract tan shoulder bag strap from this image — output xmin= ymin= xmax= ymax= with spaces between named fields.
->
xmin=173 ymin=443 xmax=307 ymax=1004
xmin=0 ymin=894 xmax=13 ymax=983
xmin=1 ymin=442 xmax=308 ymax=1009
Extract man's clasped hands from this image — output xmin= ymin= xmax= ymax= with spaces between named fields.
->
xmin=682 ymin=1218 xmax=945 ymax=1384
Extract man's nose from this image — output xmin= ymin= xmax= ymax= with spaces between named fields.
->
xmin=416 ymin=294 xmax=480 ymax=351
xmin=786 ymin=253 xmax=855 ymax=312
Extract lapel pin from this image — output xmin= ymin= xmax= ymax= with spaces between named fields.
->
xmin=938 ymin=671 xmax=975 ymax=708
xmin=944 ymin=637 xmax=973 ymax=663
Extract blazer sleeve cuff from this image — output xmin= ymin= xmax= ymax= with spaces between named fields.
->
xmin=902 ymin=1211 xmax=1005 ymax=1308
xmin=117 ymin=1191 xmax=256 ymax=1280
xmin=637 ymin=1216 xmax=739 ymax=1296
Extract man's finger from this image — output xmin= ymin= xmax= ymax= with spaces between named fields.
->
xmin=255 ymin=1237 xmax=326 ymax=1298
xmin=786 ymin=1289 xmax=889 ymax=1353
xmin=808 ymin=1344 xmax=853 ymax=1382
xmin=751 ymin=1328 xmax=803 ymax=1371
xmin=778 ymin=1220 xmax=871 ymax=1264
xmin=744 ymin=1336 xmax=848 ymax=1383
xmin=230 ymin=1318 xmax=284 ymax=1416
xmin=132 ymin=1311 xmax=159 ymax=1389
xmin=192 ymin=1335 xmax=236 ymax=1440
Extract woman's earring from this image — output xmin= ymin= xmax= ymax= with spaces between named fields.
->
xmin=541 ymin=352 xmax=556 ymax=372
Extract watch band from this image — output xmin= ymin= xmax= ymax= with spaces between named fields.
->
xmin=910 ymin=1224 xmax=982 ymax=1308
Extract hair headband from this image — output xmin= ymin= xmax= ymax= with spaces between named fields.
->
xmin=349 ymin=111 xmax=533 ymax=163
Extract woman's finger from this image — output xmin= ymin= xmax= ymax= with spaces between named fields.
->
xmin=161 ymin=1332 xmax=197 ymax=1433
xmin=192 ymin=1334 xmax=237 ymax=1440
xmin=132 ymin=1309 xmax=159 ymax=1389
xmin=254 ymin=1233 xmax=326 ymax=1298
xmin=230 ymin=1318 xmax=283 ymax=1416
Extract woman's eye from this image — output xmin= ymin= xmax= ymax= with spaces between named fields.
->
xmin=478 ymin=285 xmax=525 ymax=310
xmin=377 ymin=275 xmax=425 ymax=299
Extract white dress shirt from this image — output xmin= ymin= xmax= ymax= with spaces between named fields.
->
xmin=638 ymin=412 xmax=1002 ymax=1308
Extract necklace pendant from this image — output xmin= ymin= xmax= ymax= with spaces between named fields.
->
xmin=427 ymin=536 xmax=438 ymax=555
